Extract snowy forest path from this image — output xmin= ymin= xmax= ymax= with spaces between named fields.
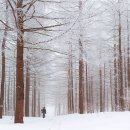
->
xmin=48 ymin=117 xmax=62 ymax=130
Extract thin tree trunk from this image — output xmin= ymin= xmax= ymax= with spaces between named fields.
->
xmin=103 ymin=64 xmax=106 ymax=111
xmin=113 ymin=11 xmax=118 ymax=111
xmin=74 ymin=59 xmax=78 ymax=113
xmin=86 ymin=63 xmax=89 ymax=113
xmin=67 ymin=50 xmax=71 ymax=113
xmin=118 ymin=4 xmax=124 ymax=110
xmin=32 ymin=84 xmax=34 ymax=117
xmin=70 ymin=48 xmax=74 ymax=113
xmin=123 ymin=47 xmax=127 ymax=110
xmin=99 ymin=67 xmax=103 ymax=112
xmin=110 ymin=67 xmax=113 ymax=111
xmin=7 ymin=69 xmax=10 ymax=114
xmin=68 ymin=43 xmax=74 ymax=114
xmin=4 ymin=82 xmax=7 ymax=115
xmin=0 ymin=0 xmax=8 ymax=118
xmin=34 ymin=75 xmax=36 ymax=117
xmin=13 ymin=70 xmax=16 ymax=115
xmin=126 ymin=7 xmax=130 ymax=110
xmin=38 ymin=89 xmax=40 ymax=117
xmin=25 ymin=61 xmax=30 ymax=116
xmin=90 ymin=74 xmax=94 ymax=113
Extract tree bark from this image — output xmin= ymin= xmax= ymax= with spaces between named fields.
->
xmin=15 ymin=0 xmax=24 ymax=123
xmin=118 ymin=6 xmax=124 ymax=111
xmin=79 ymin=40 xmax=84 ymax=114
xmin=78 ymin=0 xmax=84 ymax=114
xmin=126 ymin=7 xmax=130 ymax=110
xmin=68 ymin=43 xmax=74 ymax=114
xmin=0 ymin=0 xmax=8 ymax=118
xmin=99 ymin=67 xmax=103 ymax=112
xmin=25 ymin=60 xmax=30 ymax=117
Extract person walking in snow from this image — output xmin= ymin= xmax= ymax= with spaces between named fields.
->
xmin=41 ymin=107 xmax=46 ymax=118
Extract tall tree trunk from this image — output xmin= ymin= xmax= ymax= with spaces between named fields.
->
xmin=79 ymin=43 xmax=84 ymax=114
xmin=99 ymin=67 xmax=103 ymax=112
xmin=74 ymin=59 xmax=78 ymax=113
xmin=4 ymin=82 xmax=7 ymax=115
xmin=0 ymin=0 xmax=8 ymax=118
xmin=103 ymin=64 xmax=106 ymax=111
xmin=7 ymin=69 xmax=10 ymax=114
xmin=110 ymin=67 xmax=113 ymax=111
xmin=32 ymin=75 xmax=37 ymax=117
xmin=114 ymin=40 xmax=118 ymax=111
xmin=86 ymin=63 xmax=89 ymax=113
xmin=38 ymin=89 xmax=40 ymax=117
xmin=118 ymin=4 xmax=124 ymax=111
xmin=78 ymin=0 xmax=84 ymax=114
xmin=13 ymin=70 xmax=16 ymax=115
xmin=88 ymin=67 xmax=94 ymax=113
xmin=113 ymin=11 xmax=118 ymax=111
xmin=32 ymin=84 xmax=34 ymax=116
xmin=123 ymin=47 xmax=127 ymax=110
xmin=70 ymin=48 xmax=74 ymax=113
xmin=25 ymin=60 xmax=30 ymax=116
xmin=90 ymin=74 xmax=94 ymax=113
xmin=67 ymin=43 xmax=74 ymax=114
xmin=34 ymin=75 xmax=36 ymax=117
xmin=126 ymin=7 xmax=130 ymax=111
xmin=15 ymin=0 xmax=24 ymax=123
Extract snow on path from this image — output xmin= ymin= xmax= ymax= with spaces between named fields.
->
xmin=1 ymin=112 xmax=130 ymax=130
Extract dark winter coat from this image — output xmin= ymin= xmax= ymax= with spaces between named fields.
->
xmin=41 ymin=107 xmax=46 ymax=114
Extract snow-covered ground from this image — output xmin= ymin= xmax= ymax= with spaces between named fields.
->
xmin=0 ymin=112 xmax=130 ymax=130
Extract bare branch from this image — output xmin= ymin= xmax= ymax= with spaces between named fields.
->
xmin=24 ymin=46 xmax=69 ymax=56
xmin=0 ymin=20 xmax=12 ymax=29
xmin=23 ymin=23 xmax=69 ymax=32
xmin=7 ymin=0 xmax=17 ymax=28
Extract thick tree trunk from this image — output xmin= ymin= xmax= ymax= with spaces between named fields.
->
xmin=79 ymin=40 xmax=84 ymax=114
xmin=15 ymin=0 xmax=24 ymax=123
xmin=78 ymin=0 xmax=84 ymax=114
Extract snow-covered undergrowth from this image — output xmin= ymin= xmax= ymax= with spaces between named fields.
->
xmin=0 ymin=112 xmax=130 ymax=130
